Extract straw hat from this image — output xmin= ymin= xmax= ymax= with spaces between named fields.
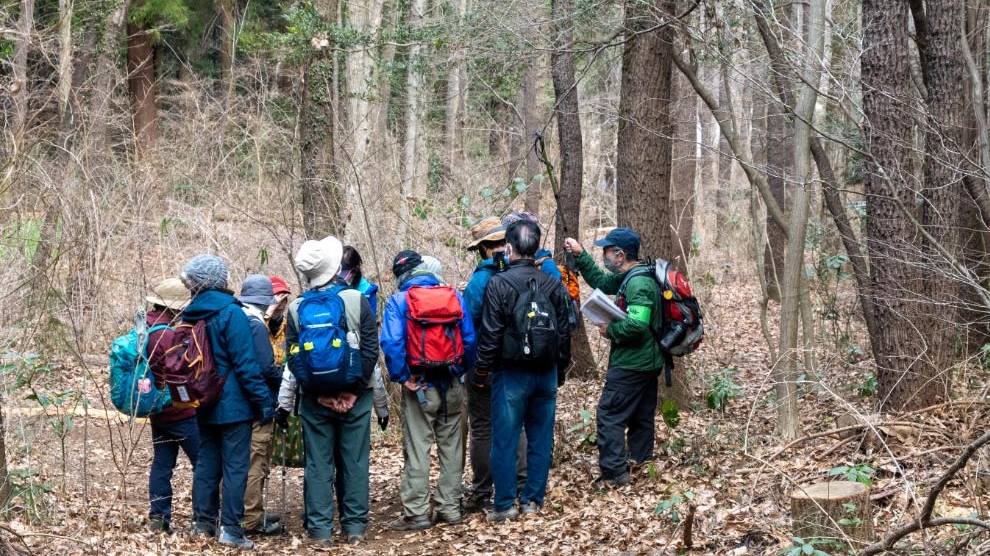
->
xmin=466 ymin=217 xmax=506 ymax=250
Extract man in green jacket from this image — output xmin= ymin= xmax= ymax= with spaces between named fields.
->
xmin=564 ymin=228 xmax=663 ymax=487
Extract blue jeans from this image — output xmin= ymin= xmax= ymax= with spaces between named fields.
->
xmin=490 ymin=368 xmax=557 ymax=512
xmin=191 ymin=420 xmax=253 ymax=536
xmin=149 ymin=417 xmax=200 ymax=523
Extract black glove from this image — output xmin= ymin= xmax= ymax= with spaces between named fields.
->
xmin=378 ymin=415 xmax=389 ymax=431
xmin=472 ymin=368 xmax=490 ymax=390
xmin=274 ymin=407 xmax=290 ymax=430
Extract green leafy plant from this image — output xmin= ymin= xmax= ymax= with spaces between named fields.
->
xmin=652 ymin=490 xmax=693 ymax=522
xmin=827 ymin=463 xmax=875 ymax=487
xmin=661 ymin=399 xmax=680 ymax=429
xmin=566 ymin=409 xmax=596 ymax=446
xmin=837 ymin=503 xmax=862 ymax=528
xmin=782 ymin=537 xmax=831 ymax=556
xmin=706 ymin=367 xmax=741 ymax=413
xmin=856 ymin=371 xmax=876 ymax=397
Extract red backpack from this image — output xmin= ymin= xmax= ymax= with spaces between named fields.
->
xmin=161 ymin=319 xmax=225 ymax=409
xmin=405 ymin=285 xmax=466 ymax=375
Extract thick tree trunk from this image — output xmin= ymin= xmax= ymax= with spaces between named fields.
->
xmin=12 ymin=0 xmax=34 ymax=142
xmin=550 ymin=0 xmax=596 ymax=380
xmin=218 ymin=0 xmax=236 ymax=98
xmin=444 ymin=0 xmax=467 ymax=185
xmin=714 ymin=72 xmax=733 ymax=244
xmin=126 ymin=19 xmax=158 ymax=159
xmin=299 ymin=0 xmax=342 ymax=238
xmin=919 ymin=0 xmax=966 ymax=384
xmin=615 ymin=0 xmax=674 ymax=259
xmin=84 ymin=0 xmax=131 ymax=161
xmin=862 ymin=0 xmax=937 ymax=411
xmin=400 ymin=0 xmax=426 ymax=239
xmin=764 ymin=82 xmax=791 ymax=302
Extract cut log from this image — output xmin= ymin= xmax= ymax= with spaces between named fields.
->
xmin=790 ymin=481 xmax=875 ymax=546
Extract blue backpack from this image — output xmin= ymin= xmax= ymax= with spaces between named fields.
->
xmin=109 ymin=312 xmax=172 ymax=417
xmin=291 ymin=286 xmax=362 ymax=395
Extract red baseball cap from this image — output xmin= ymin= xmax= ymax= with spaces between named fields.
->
xmin=268 ymin=275 xmax=291 ymax=295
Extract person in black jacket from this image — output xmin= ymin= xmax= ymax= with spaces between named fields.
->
xmin=475 ymin=219 xmax=572 ymax=522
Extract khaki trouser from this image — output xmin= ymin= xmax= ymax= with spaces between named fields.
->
xmin=400 ymin=381 xmax=464 ymax=519
xmin=242 ymin=420 xmax=274 ymax=530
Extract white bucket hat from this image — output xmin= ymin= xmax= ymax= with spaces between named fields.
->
xmin=294 ymin=236 xmax=344 ymax=289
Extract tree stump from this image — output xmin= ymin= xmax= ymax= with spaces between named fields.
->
xmin=790 ymin=481 xmax=874 ymax=547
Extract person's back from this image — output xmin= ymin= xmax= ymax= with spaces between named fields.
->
xmin=474 ymin=220 xmax=571 ymax=522
xmin=381 ymin=251 xmax=475 ymax=531
xmin=180 ymin=255 xmax=274 ymax=550
xmin=144 ymin=278 xmax=198 ymax=534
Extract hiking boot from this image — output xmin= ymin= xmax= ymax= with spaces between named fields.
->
xmin=148 ymin=516 xmax=171 ymax=533
xmin=308 ymin=538 xmax=334 ymax=548
xmin=595 ymin=472 xmax=632 ymax=488
xmin=520 ymin=501 xmax=540 ymax=515
xmin=434 ymin=511 xmax=463 ymax=525
xmin=193 ymin=521 xmax=217 ymax=537
xmin=218 ymin=527 xmax=255 ymax=549
xmin=461 ymin=490 xmax=493 ymax=513
xmin=346 ymin=534 xmax=365 ymax=545
xmin=487 ymin=506 xmax=520 ymax=522
xmin=389 ymin=515 xmax=433 ymax=531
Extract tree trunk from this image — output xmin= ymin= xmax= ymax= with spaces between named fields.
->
xmin=12 ymin=0 xmax=34 ymax=143
xmin=862 ymin=0 xmax=937 ymax=411
xmin=400 ymin=0 xmax=426 ymax=239
xmin=299 ymin=0 xmax=342 ymax=238
xmin=714 ymin=71 xmax=733 ymax=244
xmin=522 ymin=60 xmax=543 ymax=216
xmin=919 ymin=0 xmax=966 ymax=385
xmin=445 ymin=0 xmax=467 ymax=185
xmin=84 ymin=0 xmax=132 ymax=161
xmin=764 ymin=81 xmax=791 ymax=302
xmin=615 ymin=0 xmax=674 ymax=260
xmin=550 ymin=0 xmax=596 ymax=380
xmin=218 ymin=0 xmax=236 ymax=99
xmin=670 ymin=59 xmax=697 ymax=266
xmin=126 ymin=18 xmax=158 ymax=159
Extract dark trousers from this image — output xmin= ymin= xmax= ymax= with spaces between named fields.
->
xmin=596 ymin=367 xmax=661 ymax=478
xmin=149 ymin=417 xmax=200 ymax=522
xmin=192 ymin=420 xmax=253 ymax=535
xmin=466 ymin=372 xmax=527 ymax=495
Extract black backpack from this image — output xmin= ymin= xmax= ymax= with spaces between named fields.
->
xmin=501 ymin=274 xmax=559 ymax=368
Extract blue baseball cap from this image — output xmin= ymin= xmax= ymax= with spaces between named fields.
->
xmin=593 ymin=227 xmax=641 ymax=255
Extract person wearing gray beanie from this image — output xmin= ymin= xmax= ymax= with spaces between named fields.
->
xmin=181 ymin=254 xmax=229 ymax=293
xmin=417 ymin=255 xmax=445 ymax=284
xmin=180 ymin=256 xmax=275 ymax=549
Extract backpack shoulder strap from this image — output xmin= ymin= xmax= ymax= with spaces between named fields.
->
xmin=617 ymin=265 xmax=655 ymax=298
xmin=338 ymin=289 xmax=363 ymax=335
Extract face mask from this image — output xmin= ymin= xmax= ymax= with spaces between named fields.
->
xmin=604 ymin=250 xmax=623 ymax=273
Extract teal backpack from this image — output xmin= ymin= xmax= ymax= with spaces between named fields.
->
xmin=109 ymin=308 xmax=172 ymax=417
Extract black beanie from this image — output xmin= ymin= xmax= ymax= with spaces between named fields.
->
xmin=392 ymin=250 xmax=423 ymax=278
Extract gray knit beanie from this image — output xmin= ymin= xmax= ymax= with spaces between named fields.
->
xmin=181 ymin=254 xmax=228 ymax=293
xmin=418 ymin=255 xmax=443 ymax=281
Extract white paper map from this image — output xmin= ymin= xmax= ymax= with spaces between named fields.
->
xmin=580 ymin=289 xmax=627 ymax=325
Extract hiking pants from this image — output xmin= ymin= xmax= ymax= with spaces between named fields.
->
xmin=400 ymin=381 xmax=464 ymax=520
xmin=149 ymin=416 xmax=199 ymax=524
xmin=466 ymin=369 xmax=527 ymax=497
xmin=191 ymin=420 xmax=252 ymax=535
xmin=596 ymin=367 xmax=662 ymax=479
xmin=490 ymin=368 xmax=557 ymax=512
xmin=242 ymin=420 xmax=274 ymax=530
xmin=298 ymin=389 xmax=372 ymax=539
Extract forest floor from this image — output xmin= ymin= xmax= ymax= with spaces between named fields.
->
xmin=3 ymin=275 xmax=990 ymax=555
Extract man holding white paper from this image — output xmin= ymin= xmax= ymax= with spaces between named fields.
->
xmin=563 ymin=228 xmax=664 ymax=488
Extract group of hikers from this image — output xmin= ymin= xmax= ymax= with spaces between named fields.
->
xmin=133 ymin=211 xmax=670 ymax=549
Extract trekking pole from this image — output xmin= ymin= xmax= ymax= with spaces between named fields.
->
xmin=281 ymin=422 xmax=288 ymax=529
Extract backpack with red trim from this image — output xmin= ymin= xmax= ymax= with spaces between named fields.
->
xmin=620 ymin=258 xmax=704 ymax=357
xmin=405 ymin=285 xmax=466 ymax=377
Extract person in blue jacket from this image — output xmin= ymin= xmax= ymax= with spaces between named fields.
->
xmin=381 ymin=251 xmax=476 ymax=530
xmin=180 ymin=255 xmax=274 ymax=550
